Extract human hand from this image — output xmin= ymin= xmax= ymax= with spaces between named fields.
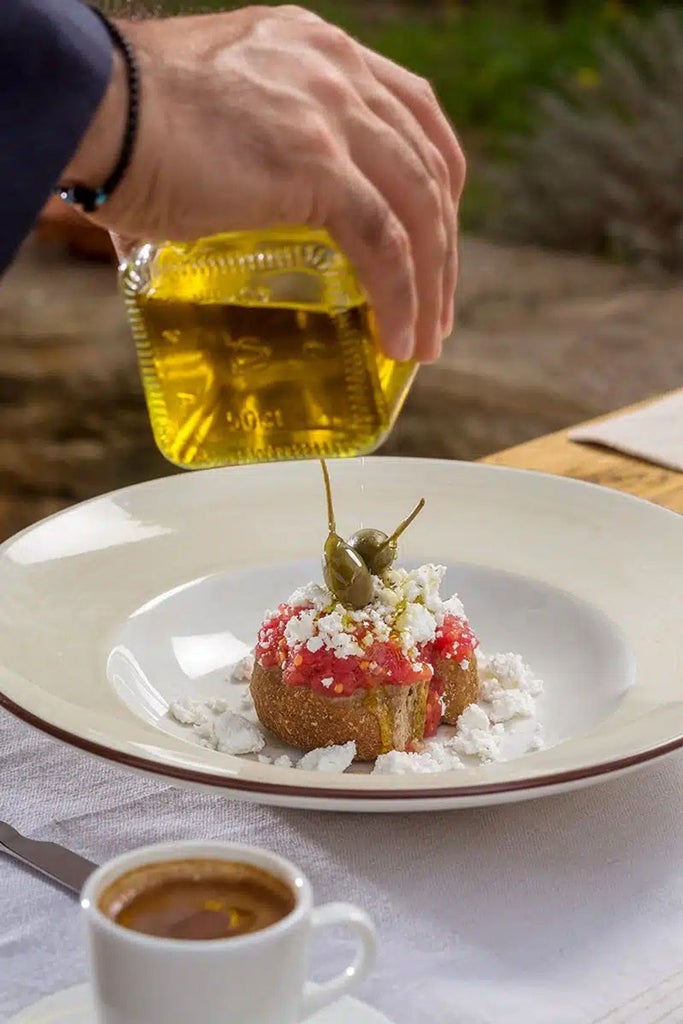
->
xmin=74 ymin=5 xmax=466 ymax=362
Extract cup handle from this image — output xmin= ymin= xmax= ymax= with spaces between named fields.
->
xmin=300 ymin=902 xmax=377 ymax=1019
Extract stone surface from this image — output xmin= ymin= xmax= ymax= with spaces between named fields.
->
xmin=0 ymin=233 xmax=682 ymax=540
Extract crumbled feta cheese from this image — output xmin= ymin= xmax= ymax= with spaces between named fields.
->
xmin=193 ymin=720 xmax=216 ymax=743
xmin=213 ymin=712 xmax=265 ymax=755
xmin=449 ymin=704 xmax=504 ymax=762
xmin=377 ymin=586 xmax=400 ymax=608
xmin=529 ymin=724 xmax=545 ymax=752
xmin=395 ymin=602 xmax=437 ymax=646
xmin=239 ymin=689 xmax=256 ymax=711
xmin=483 ymin=687 xmax=536 ymax=724
xmin=306 ymin=636 xmax=324 ymax=653
xmin=320 ymin=677 xmax=334 ymax=689
xmin=442 ymin=594 xmax=466 ymax=619
xmin=168 ymin=698 xmax=208 ymax=727
xmin=231 ymin=653 xmax=255 ymax=683
xmin=284 ymin=608 xmax=317 ymax=646
xmin=373 ymin=750 xmax=439 ymax=774
xmin=478 ymin=651 xmax=543 ymax=696
xmin=476 ymin=650 xmax=544 ymax=724
xmin=273 ymin=755 xmax=294 ymax=768
xmin=316 ymin=610 xmax=364 ymax=658
xmin=205 ymin=698 xmax=232 ymax=714
xmin=169 ymin=699 xmax=266 ymax=755
xmin=373 ymin=742 xmax=463 ymax=775
xmin=288 ymin=582 xmax=329 ymax=610
xmin=297 ymin=742 xmax=356 ymax=773
xmin=457 ymin=702 xmax=490 ymax=732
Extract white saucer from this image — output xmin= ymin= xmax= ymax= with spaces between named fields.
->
xmin=8 ymin=984 xmax=394 ymax=1024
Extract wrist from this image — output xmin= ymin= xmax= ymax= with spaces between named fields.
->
xmin=61 ymin=43 xmax=128 ymax=193
xmin=85 ymin=21 xmax=171 ymax=240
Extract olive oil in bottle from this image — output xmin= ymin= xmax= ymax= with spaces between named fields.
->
xmin=120 ymin=228 xmax=416 ymax=469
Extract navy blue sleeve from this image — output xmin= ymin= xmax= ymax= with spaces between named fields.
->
xmin=0 ymin=0 xmax=113 ymax=272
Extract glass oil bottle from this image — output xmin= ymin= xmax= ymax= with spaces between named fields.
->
xmin=120 ymin=228 xmax=416 ymax=469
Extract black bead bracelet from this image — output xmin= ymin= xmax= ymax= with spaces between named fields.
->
xmin=55 ymin=6 xmax=140 ymax=214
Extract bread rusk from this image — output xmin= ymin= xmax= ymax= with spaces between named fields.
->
xmin=251 ymin=662 xmax=431 ymax=762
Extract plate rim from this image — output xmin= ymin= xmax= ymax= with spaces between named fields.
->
xmin=2 ymin=455 xmax=683 ymax=551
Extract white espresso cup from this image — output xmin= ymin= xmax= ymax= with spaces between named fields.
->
xmin=81 ymin=840 xmax=377 ymax=1024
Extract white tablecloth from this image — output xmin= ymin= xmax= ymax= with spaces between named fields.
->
xmin=2 ymin=708 xmax=683 ymax=1024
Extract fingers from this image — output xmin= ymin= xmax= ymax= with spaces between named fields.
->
xmin=361 ymin=84 xmax=457 ymax=357
xmin=343 ymin=109 xmax=447 ymax=361
xmin=273 ymin=12 xmax=457 ymax=359
xmin=361 ymin=48 xmax=465 ymax=336
xmin=361 ymin=47 xmax=466 ymax=206
xmin=322 ymin=163 xmax=418 ymax=363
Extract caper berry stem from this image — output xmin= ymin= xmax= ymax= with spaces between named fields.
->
xmin=320 ymin=459 xmax=336 ymax=533
xmin=379 ymin=498 xmax=426 ymax=552
xmin=320 ymin=459 xmax=374 ymax=609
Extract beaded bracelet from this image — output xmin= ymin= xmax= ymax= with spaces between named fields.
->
xmin=55 ymin=6 xmax=140 ymax=214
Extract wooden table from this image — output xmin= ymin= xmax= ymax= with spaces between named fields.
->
xmin=484 ymin=391 xmax=683 ymax=515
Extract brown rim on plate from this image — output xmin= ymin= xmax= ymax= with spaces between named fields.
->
xmin=3 ymin=691 xmax=682 ymax=802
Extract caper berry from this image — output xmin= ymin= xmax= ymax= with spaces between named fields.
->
xmin=348 ymin=498 xmax=425 ymax=576
xmin=347 ymin=528 xmax=394 ymax=575
xmin=320 ymin=460 xmax=373 ymax=610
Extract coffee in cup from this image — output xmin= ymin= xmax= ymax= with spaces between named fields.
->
xmin=98 ymin=857 xmax=296 ymax=940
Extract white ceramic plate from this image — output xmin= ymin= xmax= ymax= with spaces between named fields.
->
xmin=0 ymin=458 xmax=680 ymax=812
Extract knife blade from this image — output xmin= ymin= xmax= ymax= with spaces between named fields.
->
xmin=0 ymin=820 xmax=96 ymax=896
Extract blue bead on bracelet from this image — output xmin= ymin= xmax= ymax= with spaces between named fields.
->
xmin=56 ymin=185 xmax=108 ymax=212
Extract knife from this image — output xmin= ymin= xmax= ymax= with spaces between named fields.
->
xmin=0 ymin=820 xmax=96 ymax=896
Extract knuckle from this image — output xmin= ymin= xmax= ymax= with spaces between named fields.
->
xmin=373 ymin=218 xmax=411 ymax=265
xmin=277 ymin=4 xmax=317 ymax=20
xmin=316 ymin=24 xmax=357 ymax=61
xmin=302 ymin=117 xmax=340 ymax=162
xmin=420 ymin=177 xmax=443 ymax=221
xmin=435 ymin=221 xmax=450 ymax=258
xmin=308 ymin=67 xmax=351 ymax=109
xmin=454 ymin=146 xmax=467 ymax=188
xmin=430 ymin=148 xmax=451 ymax=191
xmin=413 ymin=75 xmax=440 ymax=110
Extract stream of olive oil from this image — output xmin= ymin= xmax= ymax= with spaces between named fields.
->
xmin=360 ymin=455 xmax=366 ymax=528
xmin=134 ymin=295 xmax=398 ymax=468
